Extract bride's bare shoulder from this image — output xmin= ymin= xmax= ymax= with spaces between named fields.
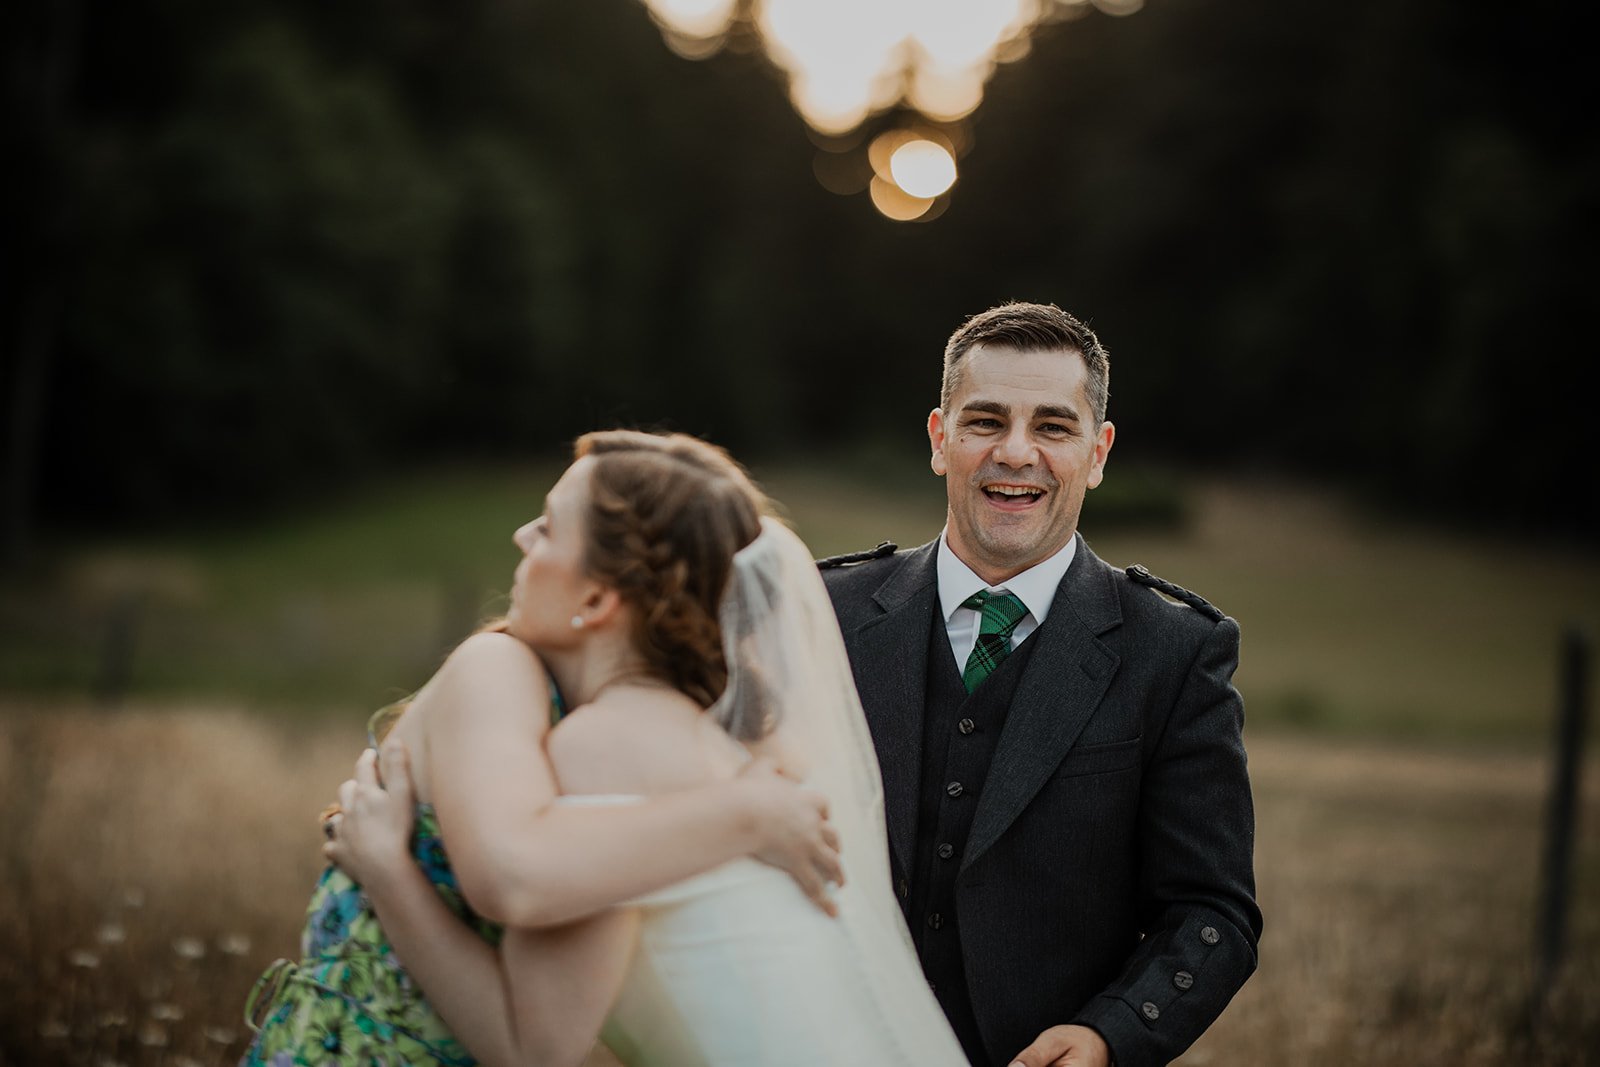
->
xmin=547 ymin=688 xmax=729 ymax=795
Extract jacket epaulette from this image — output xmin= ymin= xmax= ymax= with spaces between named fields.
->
xmin=1126 ymin=564 xmax=1225 ymax=622
xmin=816 ymin=541 xmax=898 ymax=570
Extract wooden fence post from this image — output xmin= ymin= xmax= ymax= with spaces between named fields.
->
xmin=1531 ymin=625 xmax=1590 ymax=1018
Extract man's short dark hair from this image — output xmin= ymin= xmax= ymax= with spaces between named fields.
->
xmin=941 ymin=302 xmax=1110 ymax=425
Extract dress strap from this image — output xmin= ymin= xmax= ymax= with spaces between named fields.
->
xmin=548 ymin=678 xmax=568 ymax=725
xmin=243 ymin=958 xmax=296 ymax=1033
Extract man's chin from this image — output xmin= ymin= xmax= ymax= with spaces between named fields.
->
xmin=970 ymin=522 xmax=1074 ymax=567
xmin=972 ymin=531 xmax=1044 ymax=567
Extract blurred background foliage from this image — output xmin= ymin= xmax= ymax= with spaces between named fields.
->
xmin=7 ymin=0 xmax=1593 ymax=554
xmin=4 ymin=0 xmax=1597 ymax=734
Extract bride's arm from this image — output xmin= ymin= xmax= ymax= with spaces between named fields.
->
xmin=331 ymin=747 xmax=636 ymax=1067
xmin=407 ymin=631 xmax=840 ymax=926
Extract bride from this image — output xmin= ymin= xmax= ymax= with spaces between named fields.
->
xmin=326 ymin=430 xmax=967 ymax=1066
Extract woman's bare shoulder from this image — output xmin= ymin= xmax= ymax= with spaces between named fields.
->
xmin=547 ymin=690 xmax=728 ymax=795
xmin=412 ymin=630 xmax=551 ymax=727
xmin=429 ymin=630 xmax=547 ymax=688
xmin=388 ymin=632 xmax=554 ymax=803
xmin=443 ymin=629 xmax=545 ymax=673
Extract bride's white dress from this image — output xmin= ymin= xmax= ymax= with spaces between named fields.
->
xmin=562 ymin=797 xmax=967 ymax=1066
xmin=556 ymin=520 xmax=969 ymax=1067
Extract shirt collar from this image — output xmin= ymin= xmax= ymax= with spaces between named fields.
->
xmin=936 ymin=531 xmax=1078 ymax=624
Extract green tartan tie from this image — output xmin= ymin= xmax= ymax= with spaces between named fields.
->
xmin=960 ymin=589 xmax=1029 ymax=692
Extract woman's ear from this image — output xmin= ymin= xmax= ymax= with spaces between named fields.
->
xmin=580 ymin=584 xmax=628 ymax=630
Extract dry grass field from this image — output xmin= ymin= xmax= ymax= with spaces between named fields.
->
xmin=1 ymin=706 xmax=1595 ymax=1067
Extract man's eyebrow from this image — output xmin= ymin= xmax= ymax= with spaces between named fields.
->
xmin=1033 ymin=404 xmax=1082 ymax=423
xmin=959 ymin=399 xmax=1011 ymax=417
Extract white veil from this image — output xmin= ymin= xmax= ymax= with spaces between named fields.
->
xmin=709 ymin=518 xmax=968 ymax=1064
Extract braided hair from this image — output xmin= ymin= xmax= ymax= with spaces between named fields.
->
xmin=573 ymin=431 xmax=768 ymax=709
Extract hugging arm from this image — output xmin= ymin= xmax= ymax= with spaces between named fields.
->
xmin=332 ymin=746 xmax=636 ymax=1067
xmin=416 ymin=632 xmax=839 ymax=927
xmin=1066 ymin=617 xmax=1261 ymax=1067
xmin=325 ymin=632 xmax=839 ymax=1064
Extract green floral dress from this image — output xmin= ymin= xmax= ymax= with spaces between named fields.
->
xmin=240 ymin=805 xmax=496 ymax=1067
xmin=241 ymin=694 xmax=560 ymax=1067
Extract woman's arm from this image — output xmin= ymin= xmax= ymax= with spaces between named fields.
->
xmin=410 ymin=631 xmax=841 ymax=926
xmin=330 ymin=748 xmax=636 ymax=1067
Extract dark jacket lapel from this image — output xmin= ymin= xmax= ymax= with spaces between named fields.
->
xmin=962 ymin=535 xmax=1123 ymax=873
xmin=840 ymin=541 xmax=939 ymax=880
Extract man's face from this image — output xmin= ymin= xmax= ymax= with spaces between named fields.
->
xmin=929 ymin=345 xmax=1115 ymax=585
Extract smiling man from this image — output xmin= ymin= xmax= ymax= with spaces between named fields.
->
xmin=821 ymin=303 xmax=1261 ymax=1067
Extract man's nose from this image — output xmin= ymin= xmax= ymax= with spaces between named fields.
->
xmin=512 ymin=521 xmax=536 ymax=552
xmin=992 ymin=425 xmax=1038 ymax=468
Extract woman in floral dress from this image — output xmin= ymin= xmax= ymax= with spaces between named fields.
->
xmin=241 ymin=717 xmax=504 ymax=1066
xmin=238 ymin=445 xmax=842 ymax=1067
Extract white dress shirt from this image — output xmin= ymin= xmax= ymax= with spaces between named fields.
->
xmin=936 ymin=531 xmax=1078 ymax=671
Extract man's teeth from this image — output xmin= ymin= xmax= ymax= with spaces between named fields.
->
xmin=987 ymin=486 xmax=1042 ymax=497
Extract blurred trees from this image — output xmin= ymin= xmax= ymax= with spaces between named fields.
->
xmin=5 ymin=0 xmax=1592 ymax=559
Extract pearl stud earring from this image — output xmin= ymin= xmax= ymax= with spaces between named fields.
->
xmin=571 ymin=615 xmax=585 ymax=630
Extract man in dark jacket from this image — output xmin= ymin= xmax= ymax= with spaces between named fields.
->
xmin=820 ymin=302 xmax=1261 ymax=1067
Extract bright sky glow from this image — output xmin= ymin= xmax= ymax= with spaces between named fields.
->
xmin=910 ymin=0 xmax=1036 ymax=70
xmin=646 ymin=0 xmax=1112 ymax=136
xmin=760 ymin=0 xmax=907 ymax=131
xmin=640 ymin=0 xmax=1134 ymax=216
xmin=907 ymin=64 xmax=987 ymax=123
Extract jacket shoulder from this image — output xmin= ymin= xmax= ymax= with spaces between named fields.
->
xmin=815 ymin=540 xmax=897 ymax=570
xmin=818 ymin=540 xmax=930 ymax=621
xmin=1121 ymin=564 xmax=1228 ymax=625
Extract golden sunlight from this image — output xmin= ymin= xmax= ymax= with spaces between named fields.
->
xmin=869 ymin=175 xmax=936 ymax=222
xmin=643 ymin=0 xmax=739 ymax=39
xmin=639 ymin=0 xmax=1130 ymax=215
xmin=888 ymin=138 xmax=958 ymax=199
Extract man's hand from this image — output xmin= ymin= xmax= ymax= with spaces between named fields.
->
xmin=734 ymin=757 xmax=844 ymax=916
xmin=1009 ymin=1024 xmax=1111 ymax=1067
